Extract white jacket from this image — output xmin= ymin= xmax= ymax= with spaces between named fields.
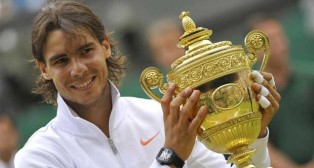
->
xmin=15 ymin=83 xmax=270 ymax=168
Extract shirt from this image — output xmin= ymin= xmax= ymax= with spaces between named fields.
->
xmin=14 ymin=82 xmax=270 ymax=168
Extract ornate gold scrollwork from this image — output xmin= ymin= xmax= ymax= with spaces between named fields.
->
xmin=140 ymin=67 xmax=167 ymax=102
xmin=245 ymin=30 xmax=270 ymax=71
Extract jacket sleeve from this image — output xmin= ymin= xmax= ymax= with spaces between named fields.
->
xmin=185 ymin=128 xmax=270 ymax=168
xmin=250 ymin=128 xmax=271 ymax=167
xmin=149 ymin=159 xmax=172 ymax=168
xmin=14 ymin=147 xmax=70 ymax=168
xmin=186 ymin=140 xmax=233 ymax=168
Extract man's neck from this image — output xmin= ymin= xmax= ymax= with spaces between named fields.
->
xmin=68 ymin=83 xmax=112 ymax=137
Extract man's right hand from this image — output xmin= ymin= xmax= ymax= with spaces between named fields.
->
xmin=160 ymin=83 xmax=207 ymax=161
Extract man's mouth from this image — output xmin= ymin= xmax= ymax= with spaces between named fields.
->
xmin=72 ymin=77 xmax=94 ymax=89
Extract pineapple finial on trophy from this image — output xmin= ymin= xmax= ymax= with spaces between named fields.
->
xmin=179 ymin=11 xmax=196 ymax=32
xmin=177 ymin=11 xmax=212 ymax=50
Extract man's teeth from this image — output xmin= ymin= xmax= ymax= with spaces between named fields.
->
xmin=74 ymin=79 xmax=92 ymax=88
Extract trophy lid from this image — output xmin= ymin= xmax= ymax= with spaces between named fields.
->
xmin=167 ymin=12 xmax=250 ymax=90
xmin=177 ymin=11 xmax=213 ymax=49
xmin=140 ymin=11 xmax=269 ymax=102
xmin=171 ymin=11 xmax=235 ymax=69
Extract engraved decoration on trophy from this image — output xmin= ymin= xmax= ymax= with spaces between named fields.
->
xmin=140 ymin=11 xmax=270 ymax=168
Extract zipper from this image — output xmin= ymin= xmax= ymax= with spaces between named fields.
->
xmin=108 ymin=138 xmax=126 ymax=168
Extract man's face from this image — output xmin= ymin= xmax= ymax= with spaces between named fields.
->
xmin=38 ymin=29 xmax=111 ymax=106
xmin=149 ymin=28 xmax=184 ymax=70
xmin=254 ymin=20 xmax=288 ymax=67
xmin=0 ymin=117 xmax=18 ymax=161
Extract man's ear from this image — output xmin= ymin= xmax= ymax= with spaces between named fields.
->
xmin=36 ymin=60 xmax=51 ymax=80
xmin=102 ymin=39 xmax=111 ymax=59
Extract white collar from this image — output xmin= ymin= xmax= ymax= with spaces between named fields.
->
xmin=53 ymin=81 xmax=124 ymax=138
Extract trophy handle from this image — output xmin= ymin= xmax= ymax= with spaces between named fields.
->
xmin=140 ymin=67 xmax=167 ymax=102
xmin=244 ymin=30 xmax=270 ymax=72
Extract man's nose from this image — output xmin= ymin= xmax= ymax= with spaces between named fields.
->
xmin=70 ymin=59 xmax=88 ymax=78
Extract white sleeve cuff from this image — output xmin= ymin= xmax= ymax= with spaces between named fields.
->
xmin=149 ymin=159 xmax=172 ymax=168
xmin=250 ymin=127 xmax=271 ymax=167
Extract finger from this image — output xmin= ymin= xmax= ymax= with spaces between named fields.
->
xmin=252 ymin=85 xmax=280 ymax=132
xmin=256 ymin=93 xmax=279 ymax=137
xmin=256 ymin=94 xmax=270 ymax=136
xmin=161 ymin=83 xmax=176 ymax=118
xmin=189 ymin=105 xmax=207 ymax=132
xmin=261 ymin=72 xmax=276 ymax=88
xmin=252 ymin=83 xmax=279 ymax=111
xmin=259 ymin=85 xmax=269 ymax=97
xmin=258 ymin=95 xmax=270 ymax=109
xmin=170 ymin=87 xmax=193 ymax=124
xmin=179 ymin=90 xmax=200 ymax=125
xmin=264 ymin=91 xmax=279 ymax=113
xmin=251 ymin=70 xmax=264 ymax=84
xmin=265 ymin=82 xmax=281 ymax=103
xmin=251 ymin=73 xmax=281 ymax=102
xmin=268 ymin=76 xmax=275 ymax=88
xmin=259 ymin=73 xmax=281 ymax=102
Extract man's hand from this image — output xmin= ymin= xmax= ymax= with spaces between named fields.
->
xmin=161 ymin=83 xmax=207 ymax=161
xmin=251 ymin=71 xmax=281 ymax=137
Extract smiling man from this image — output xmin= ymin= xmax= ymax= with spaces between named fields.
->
xmin=14 ymin=1 xmax=280 ymax=168
xmin=37 ymin=29 xmax=113 ymax=135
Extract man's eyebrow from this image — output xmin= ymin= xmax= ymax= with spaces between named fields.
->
xmin=77 ymin=42 xmax=95 ymax=52
xmin=47 ymin=42 xmax=95 ymax=63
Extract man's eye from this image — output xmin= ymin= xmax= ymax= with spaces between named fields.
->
xmin=55 ymin=58 xmax=68 ymax=64
xmin=82 ymin=48 xmax=92 ymax=54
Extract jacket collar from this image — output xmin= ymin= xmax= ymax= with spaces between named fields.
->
xmin=53 ymin=81 xmax=124 ymax=138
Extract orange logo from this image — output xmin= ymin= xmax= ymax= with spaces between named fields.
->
xmin=140 ymin=131 xmax=160 ymax=146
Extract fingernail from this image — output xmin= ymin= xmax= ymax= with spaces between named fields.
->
xmin=169 ymin=83 xmax=175 ymax=90
xmin=191 ymin=90 xmax=199 ymax=99
xmin=269 ymin=77 xmax=275 ymax=87
xmin=252 ymin=83 xmax=259 ymax=89
xmin=185 ymin=87 xmax=192 ymax=94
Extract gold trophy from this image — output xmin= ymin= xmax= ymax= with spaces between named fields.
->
xmin=140 ymin=12 xmax=270 ymax=167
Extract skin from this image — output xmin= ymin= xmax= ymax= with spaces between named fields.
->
xmin=148 ymin=23 xmax=184 ymax=70
xmin=161 ymin=71 xmax=280 ymax=163
xmin=37 ymin=29 xmax=112 ymax=136
xmin=36 ymin=28 xmax=280 ymax=166
xmin=161 ymin=84 xmax=207 ymax=160
xmin=251 ymin=72 xmax=281 ymax=138
xmin=0 ymin=116 xmax=18 ymax=164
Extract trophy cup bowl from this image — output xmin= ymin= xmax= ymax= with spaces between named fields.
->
xmin=140 ymin=12 xmax=270 ymax=168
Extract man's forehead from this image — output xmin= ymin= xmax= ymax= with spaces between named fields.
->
xmin=64 ymin=35 xmax=90 ymax=51
xmin=45 ymin=29 xmax=93 ymax=53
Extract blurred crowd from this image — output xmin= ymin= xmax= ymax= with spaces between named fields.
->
xmin=0 ymin=0 xmax=313 ymax=167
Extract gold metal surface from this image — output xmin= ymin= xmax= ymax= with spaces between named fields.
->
xmin=140 ymin=11 xmax=270 ymax=167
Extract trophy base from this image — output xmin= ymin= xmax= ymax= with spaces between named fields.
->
xmin=227 ymin=146 xmax=256 ymax=168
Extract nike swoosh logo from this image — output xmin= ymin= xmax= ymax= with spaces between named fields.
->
xmin=140 ymin=131 xmax=160 ymax=146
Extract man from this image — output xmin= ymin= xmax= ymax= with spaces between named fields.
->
xmin=0 ymin=114 xmax=18 ymax=168
xmin=15 ymin=1 xmax=280 ymax=167
xmin=250 ymin=16 xmax=314 ymax=168
xmin=147 ymin=18 xmax=184 ymax=71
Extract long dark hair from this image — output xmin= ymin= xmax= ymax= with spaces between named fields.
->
xmin=32 ymin=0 xmax=126 ymax=106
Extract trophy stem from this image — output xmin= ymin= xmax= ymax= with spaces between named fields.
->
xmin=227 ymin=146 xmax=256 ymax=168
